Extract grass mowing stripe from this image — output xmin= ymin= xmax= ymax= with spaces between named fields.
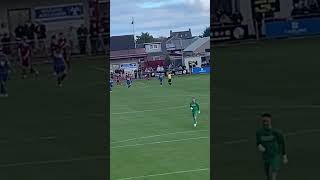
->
xmin=111 ymin=136 xmax=209 ymax=149
xmin=217 ymin=105 xmax=320 ymax=110
xmin=115 ymin=168 xmax=209 ymax=180
xmin=215 ymin=128 xmax=320 ymax=146
xmin=0 ymin=155 xmax=107 ymax=168
xmin=112 ymin=103 xmax=209 ymax=115
xmin=111 ymin=130 xmax=209 ymax=144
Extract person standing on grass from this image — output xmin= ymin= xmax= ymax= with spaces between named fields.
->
xmin=159 ymin=72 xmax=164 ymax=86
xmin=126 ymin=74 xmax=131 ymax=88
xmin=190 ymin=97 xmax=200 ymax=127
xmin=50 ymin=35 xmax=59 ymax=76
xmin=0 ymin=47 xmax=11 ymax=97
xmin=18 ymin=37 xmax=39 ymax=79
xmin=167 ymin=72 xmax=172 ymax=86
xmin=53 ymin=44 xmax=68 ymax=87
xmin=109 ymin=78 xmax=113 ymax=92
xmin=256 ymin=113 xmax=288 ymax=180
xmin=58 ymin=33 xmax=71 ymax=71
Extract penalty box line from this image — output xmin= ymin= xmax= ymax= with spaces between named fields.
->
xmin=111 ymin=136 xmax=209 ymax=149
xmin=111 ymin=129 xmax=209 ymax=144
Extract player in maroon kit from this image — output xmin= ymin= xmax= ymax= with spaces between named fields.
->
xmin=18 ymin=38 xmax=39 ymax=79
xmin=58 ymin=33 xmax=71 ymax=71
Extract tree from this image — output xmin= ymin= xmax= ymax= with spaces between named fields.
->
xmin=154 ymin=36 xmax=167 ymax=42
xmin=136 ymin=32 xmax=155 ymax=44
xmin=202 ymin=27 xmax=210 ymax=37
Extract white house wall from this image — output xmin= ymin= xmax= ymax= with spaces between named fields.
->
xmin=145 ymin=44 xmax=162 ymax=53
xmin=184 ymin=56 xmax=202 ymax=68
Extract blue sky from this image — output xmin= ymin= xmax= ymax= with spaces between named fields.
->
xmin=110 ymin=0 xmax=210 ymax=38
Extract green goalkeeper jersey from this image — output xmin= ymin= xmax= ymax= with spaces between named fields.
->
xmin=256 ymin=128 xmax=286 ymax=160
xmin=190 ymin=102 xmax=200 ymax=113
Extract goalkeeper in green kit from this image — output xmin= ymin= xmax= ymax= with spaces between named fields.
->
xmin=190 ymin=97 xmax=200 ymax=127
xmin=256 ymin=113 xmax=288 ymax=180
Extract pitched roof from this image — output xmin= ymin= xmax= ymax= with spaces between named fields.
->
xmin=110 ymin=48 xmax=147 ymax=60
xmin=110 ymin=35 xmax=135 ymax=51
xmin=183 ymin=37 xmax=210 ymax=52
xmin=166 ymin=37 xmax=198 ymax=50
xmin=170 ymin=29 xmax=192 ymax=39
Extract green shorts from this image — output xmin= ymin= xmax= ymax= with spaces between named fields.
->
xmin=192 ymin=111 xmax=198 ymax=117
xmin=264 ymin=155 xmax=281 ymax=173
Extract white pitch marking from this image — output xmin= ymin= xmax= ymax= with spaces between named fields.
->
xmin=111 ymin=136 xmax=209 ymax=149
xmin=111 ymin=129 xmax=209 ymax=144
xmin=114 ymin=168 xmax=209 ymax=180
xmin=112 ymin=102 xmax=209 ymax=115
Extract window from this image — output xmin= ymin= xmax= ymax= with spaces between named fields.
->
xmin=149 ymin=44 xmax=158 ymax=49
xmin=153 ymin=56 xmax=161 ymax=61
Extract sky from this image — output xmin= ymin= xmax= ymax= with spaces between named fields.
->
xmin=110 ymin=0 xmax=210 ymax=38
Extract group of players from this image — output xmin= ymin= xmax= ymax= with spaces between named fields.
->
xmin=0 ymin=33 xmax=71 ymax=97
xmin=109 ymin=70 xmax=173 ymax=92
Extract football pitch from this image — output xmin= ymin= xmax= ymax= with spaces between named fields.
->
xmin=111 ymin=75 xmax=210 ymax=180
xmin=213 ymin=37 xmax=320 ymax=180
xmin=0 ymin=57 xmax=107 ymax=179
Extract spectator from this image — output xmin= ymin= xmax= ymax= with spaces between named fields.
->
xmin=220 ymin=13 xmax=232 ymax=25
xmin=35 ymin=22 xmax=46 ymax=40
xmin=67 ymin=26 xmax=78 ymax=55
xmin=232 ymin=11 xmax=243 ymax=25
xmin=77 ymin=24 xmax=88 ymax=54
xmin=309 ymin=0 xmax=320 ymax=13
xmin=15 ymin=24 xmax=24 ymax=39
xmin=1 ymin=33 xmax=11 ymax=55
xmin=25 ymin=22 xmax=35 ymax=41
xmin=254 ymin=12 xmax=263 ymax=37
xmin=90 ymin=23 xmax=99 ymax=55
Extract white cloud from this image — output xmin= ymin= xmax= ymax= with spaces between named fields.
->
xmin=185 ymin=0 xmax=210 ymax=14
xmin=110 ymin=0 xmax=209 ymax=37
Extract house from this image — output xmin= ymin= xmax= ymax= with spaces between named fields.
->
xmin=110 ymin=34 xmax=147 ymax=73
xmin=165 ymin=36 xmax=198 ymax=66
xmin=135 ymin=41 xmax=168 ymax=69
xmin=170 ymin=28 xmax=192 ymax=39
xmin=183 ymin=36 xmax=210 ymax=56
xmin=182 ymin=37 xmax=210 ymax=70
xmin=110 ymin=48 xmax=147 ymax=73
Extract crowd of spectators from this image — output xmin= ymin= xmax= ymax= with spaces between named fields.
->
xmin=291 ymin=0 xmax=320 ymax=17
xmin=15 ymin=22 xmax=46 ymax=41
xmin=212 ymin=9 xmax=243 ymax=27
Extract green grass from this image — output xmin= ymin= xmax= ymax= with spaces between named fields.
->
xmin=213 ymin=37 xmax=320 ymax=180
xmin=0 ymin=57 xmax=107 ymax=179
xmin=111 ymin=75 xmax=210 ymax=180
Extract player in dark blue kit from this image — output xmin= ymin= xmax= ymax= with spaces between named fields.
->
xmin=53 ymin=46 xmax=67 ymax=87
xmin=110 ymin=78 xmax=113 ymax=92
xmin=159 ymin=72 xmax=164 ymax=86
xmin=50 ymin=35 xmax=59 ymax=76
xmin=0 ymin=48 xmax=11 ymax=97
